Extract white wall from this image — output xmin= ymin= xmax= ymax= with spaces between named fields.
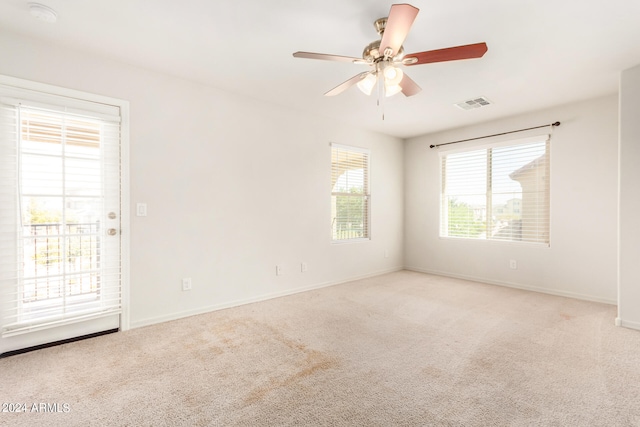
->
xmin=0 ymin=28 xmax=626 ymax=332
xmin=0 ymin=31 xmax=404 ymax=328
xmin=618 ymin=64 xmax=640 ymax=329
xmin=404 ymin=95 xmax=619 ymax=303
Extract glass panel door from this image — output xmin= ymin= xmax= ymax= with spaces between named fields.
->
xmin=1 ymin=98 xmax=122 ymax=354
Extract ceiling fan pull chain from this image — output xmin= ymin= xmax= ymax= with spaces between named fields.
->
xmin=377 ymin=72 xmax=386 ymax=120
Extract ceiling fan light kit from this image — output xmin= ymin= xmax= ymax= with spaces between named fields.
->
xmin=293 ymin=3 xmax=488 ymax=104
xmin=357 ymin=73 xmax=377 ymax=95
xmin=356 ymin=62 xmax=404 ymax=97
xmin=383 ymin=66 xmax=403 ymax=84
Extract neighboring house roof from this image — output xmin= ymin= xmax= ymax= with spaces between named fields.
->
xmin=509 ymin=153 xmax=547 ymax=181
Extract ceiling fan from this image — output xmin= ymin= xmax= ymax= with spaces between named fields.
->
xmin=292 ymin=3 xmax=488 ymax=98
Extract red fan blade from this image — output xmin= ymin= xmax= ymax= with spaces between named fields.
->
xmin=400 ymin=73 xmax=421 ymax=97
xmin=324 ymin=72 xmax=370 ymax=96
xmin=293 ymin=51 xmax=362 ymax=63
xmin=379 ymin=4 xmax=419 ymax=58
xmin=404 ymin=42 xmax=488 ymax=66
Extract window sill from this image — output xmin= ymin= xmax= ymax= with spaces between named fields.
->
xmin=438 ymin=235 xmax=550 ymax=248
xmin=331 ymin=237 xmax=371 ymax=245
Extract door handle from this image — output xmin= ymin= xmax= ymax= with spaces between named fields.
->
xmin=107 ymin=228 xmax=118 ymax=236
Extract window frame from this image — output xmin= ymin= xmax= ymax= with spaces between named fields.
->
xmin=330 ymin=143 xmax=371 ymax=243
xmin=438 ymin=134 xmax=550 ymax=246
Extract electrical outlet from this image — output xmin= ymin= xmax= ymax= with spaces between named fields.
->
xmin=276 ymin=265 xmax=283 ymax=276
xmin=182 ymin=277 xmax=192 ymax=291
xmin=301 ymin=262 xmax=308 ymax=273
xmin=136 ymin=202 xmax=147 ymax=217
xmin=509 ymin=260 xmax=517 ymax=270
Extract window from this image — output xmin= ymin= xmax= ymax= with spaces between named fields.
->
xmin=331 ymin=143 xmax=370 ymax=242
xmin=440 ymin=136 xmax=550 ymax=244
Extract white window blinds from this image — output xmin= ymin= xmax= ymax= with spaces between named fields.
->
xmin=331 ymin=143 xmax=370 ymax=241
xmin=0 ymin=96 xmax=122 ymax=337
xmin=440 ymin=136 xmax=550 ymax=244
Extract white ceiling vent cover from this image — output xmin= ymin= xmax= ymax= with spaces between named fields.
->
xmin=455 ymin=96 xmax=492 ymax=110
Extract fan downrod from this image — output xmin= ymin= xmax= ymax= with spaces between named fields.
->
xmin=374 ymin=17 xmax=387 ymax=35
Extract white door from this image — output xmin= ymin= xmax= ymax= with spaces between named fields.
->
xmin=0 ymin=79 xmax=126 ymax=355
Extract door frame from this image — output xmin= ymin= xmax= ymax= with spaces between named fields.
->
xmin=0 ymin=74 xmax=130 ymax=334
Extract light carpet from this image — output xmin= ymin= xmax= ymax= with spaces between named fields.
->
xmin=1 ymin=270 xmax=640 ymax=426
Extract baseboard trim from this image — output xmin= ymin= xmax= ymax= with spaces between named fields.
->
xmin=130 ymin=267 xmax=403 ymax=329
xmin=404 ymin=266 xmax=617 ymax=305
xmin=617 ymin=318 xmax=640 ymax=331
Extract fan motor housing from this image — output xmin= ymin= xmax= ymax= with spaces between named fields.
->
xmin=363 ymin=40 xmax=405 ymax=62
xmin=363 ymin=17 xmax=405 ymax=62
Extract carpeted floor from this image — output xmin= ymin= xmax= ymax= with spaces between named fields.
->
xmin=1 ymin=270 xmax=639 ymax=426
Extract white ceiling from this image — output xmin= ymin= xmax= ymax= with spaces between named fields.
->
xmin=1 ymin=0 xmax=639 ymax=139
